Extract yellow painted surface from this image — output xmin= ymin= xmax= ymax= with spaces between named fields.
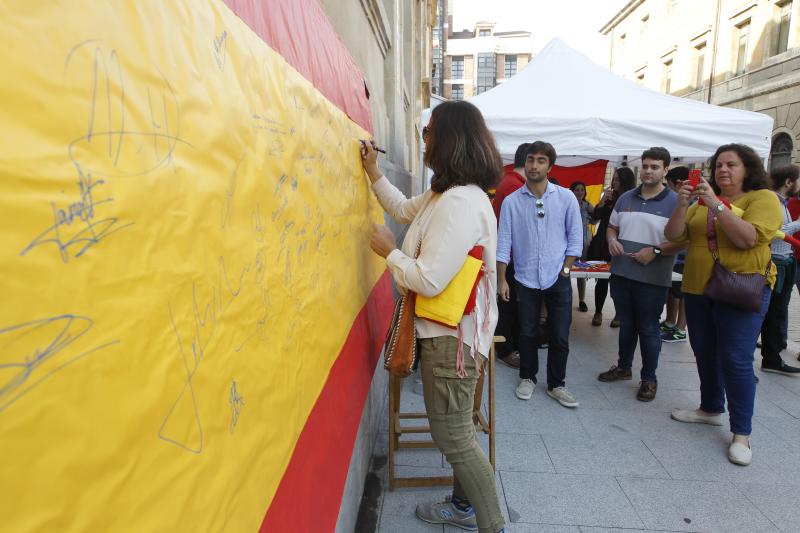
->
xmin=0 ymin=1 xmax=385 ymax=531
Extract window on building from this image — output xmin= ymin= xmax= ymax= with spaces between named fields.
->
xmin=770 ymin=132 xmax=794 ymax=170
xmin=451 ymin=56 xmax=464 ymax=79
xmin=662 ymin=59 xmax=673 ymax=93
xmin=640 ymin=14 xmax=649 ymax=34
xmin=504 ymin=55 xmax=517 ymax=78
xmin=451 ymin=84 xmax=464 ymax=100
xmin=734 ymin=20 xmax=750 ymax=75
xmin=669 ymin=0 xmax=678 ymax=12
xmin=478 ymin=29 xmax=490 ymax=37
xmin=694 ymin=42 xmax=706 ymax=89
xmin=477 ymin=53 xmax=496 ymax=94
xmin=774 ymin=1 xmax=792 ymax=55
xmin=636 ymin=72 xmax=645 ymax=85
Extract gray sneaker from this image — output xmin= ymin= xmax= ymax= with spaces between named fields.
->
xmin=516 ymin=378 xmax=535 ymax=400
xmin=547 ymin=386 xmax=579 ymax=408
xmin=415 ymin=499 xmax=478 ymax=531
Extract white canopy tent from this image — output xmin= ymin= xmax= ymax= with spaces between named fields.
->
xmin=453 ymin=38 xmax=773 ymax=166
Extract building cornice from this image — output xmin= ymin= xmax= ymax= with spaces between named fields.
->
xmin=659 ymin=45 xmax=677 ymax=59
xmin=359 ymin=0 xmax=392 ymax=57
xmin=729 ymin=1 xmax=757 ymax=20
xmin=689 ymin=26 xmax=712 ymax=43
xmin=600 ymin=0 xmax=645 ymax=35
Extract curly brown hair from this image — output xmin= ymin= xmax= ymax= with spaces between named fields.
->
xmin=708 ymin=144 xmax=769 ymax=194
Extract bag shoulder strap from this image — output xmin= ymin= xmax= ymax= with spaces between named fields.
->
xmin=706 ymin=206 xmax=771 ymax=276
xmin=705 ymin=208 xmax=718 ymax=260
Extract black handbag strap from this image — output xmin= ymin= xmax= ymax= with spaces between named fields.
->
xmin=705 ymin=207 xmax=771 ymax=276
xmin=705 ymin=209 xmax=719 ymax=260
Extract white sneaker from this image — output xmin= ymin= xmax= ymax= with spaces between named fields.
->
xmin=670 ymin=409 xmax=724 ymax=426
xmin=515 ymin=379 xmax=534 ymax=400
xmin=547 ymin=386 xmax=579 ymax=408
xmin=728 ymin=440 xmax=752 ymax=466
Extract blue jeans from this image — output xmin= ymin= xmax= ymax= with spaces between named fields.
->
xmin=683 ymin=286 xmax=771 ymax=435
xmin=516 ymin=275 xmax=572 ymax=388
xmin=609 ymin=275 xmax=667 ymax=382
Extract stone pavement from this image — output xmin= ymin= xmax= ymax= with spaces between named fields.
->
xmin=374 ymin=282 xmax=800 ymax=533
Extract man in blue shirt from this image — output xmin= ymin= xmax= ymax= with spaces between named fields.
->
xmin=497 ymin=141 xmax=583 ymax=408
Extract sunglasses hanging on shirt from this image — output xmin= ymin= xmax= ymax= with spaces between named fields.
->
xmin=535 ymin=199 xmax=545 ymax=218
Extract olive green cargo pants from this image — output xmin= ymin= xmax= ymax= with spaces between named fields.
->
xmin=419 ymin=336 xmax=505 ymax=533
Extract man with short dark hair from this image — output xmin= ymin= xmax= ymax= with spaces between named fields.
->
xmin=598 ymin=147 xmax=683 ymax=402
xmin=491 ymin=143 xmax=530 ymax=369
xmin=497 ymin=141 xmax=583 ymax=408
xmin=760 ymin=164 xmax=800 ymax=376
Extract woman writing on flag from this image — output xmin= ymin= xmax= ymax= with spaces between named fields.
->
xmin=361 ymin=100 xmax=505 ymax=533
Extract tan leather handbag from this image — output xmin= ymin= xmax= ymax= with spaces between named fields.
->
xmin=382 ymin=291 xmax=418 ymax=377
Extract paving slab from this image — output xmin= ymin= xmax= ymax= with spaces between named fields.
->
xmin=752 ymin=415 xmax=800 ymax=448
xmin=580 ymin=528 xmax=688 ymax=533
xmin=576 ymin=407 xmax=730 ymax=442
xmin=735 ymin=481 xmax=800 ymax=533
xmin=754 ymin=375 xmax=800 ymax=418
xmin=499 ymin=524 xmax=580 ymax=533
xmin=494 ymin=432 xmax=555 ymax=473
xmin=642 ymin=429 xmax=800 ymax=485
xmin=596 ymin=382 xmax=701 ymax=414
xmin=500 ymin=471 xmax=645 ymax=529
xmin=774 ymin=373 xmax=800 ymax=398
xmin=541 ymin=434 xmax=669 ymax=478
xmin=617 ymin=477 xmax=779 ymax=532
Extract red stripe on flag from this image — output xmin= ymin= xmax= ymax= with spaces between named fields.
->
xmin=223 ymin=0 xmax=373 ymax=133
xmin=259 ymin=272 xmax=394 ymax=533
xmin=501 ymin=160 xmax=608 ymax=189
xmin=549 ymin=160 xmax=608 ymax=189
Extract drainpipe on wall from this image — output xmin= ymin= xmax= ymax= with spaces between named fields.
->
xmin=707 ymin=0 xmax=722 ymax=104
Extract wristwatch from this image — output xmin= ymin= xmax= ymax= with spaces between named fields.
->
xmin=653 ymin=246 xmax=662 ymax=256
xmin=562 ymin=266 xmax=571 ymax=276
xmin=713 ymin=202 xmax=725 ymax=214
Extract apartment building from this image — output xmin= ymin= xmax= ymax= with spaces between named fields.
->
xmin=442 ymin=20 xmax=535 ymax=100
xmin=601 ymin=0 xmax=800 ymax=167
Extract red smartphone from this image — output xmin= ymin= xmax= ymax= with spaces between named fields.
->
xmin=688 ymin=169 xmax=701 ymax=190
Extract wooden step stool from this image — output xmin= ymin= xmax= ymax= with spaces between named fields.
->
xmin=387 ymin=336 xmax=500 ymax=490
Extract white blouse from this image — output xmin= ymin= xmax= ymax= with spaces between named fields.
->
xmin=372 ymin=176 xmax=499 ymax=359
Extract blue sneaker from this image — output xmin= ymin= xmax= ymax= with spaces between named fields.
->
xmin=415 ymin=499 xmax=478 ymax=531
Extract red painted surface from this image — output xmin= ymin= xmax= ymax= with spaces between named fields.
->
xmin=547 ymin=160 xmax=608 ymax=189
xmin=223 ymin=0 xmax=373 ymax=133
xmin=259 ymin=272 xmax=393 ymax=533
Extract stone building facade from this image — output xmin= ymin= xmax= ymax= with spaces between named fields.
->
xmin=601 ymin=0 xmax=800 ymax=168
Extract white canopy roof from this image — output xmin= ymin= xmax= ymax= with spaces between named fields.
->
xmin=467 ymin=38 xmax=773 ymax=166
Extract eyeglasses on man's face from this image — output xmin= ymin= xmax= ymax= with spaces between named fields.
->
xmin=536 ymin=199 xmax=545 ymax=218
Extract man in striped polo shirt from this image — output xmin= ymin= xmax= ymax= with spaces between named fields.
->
xmin=597 ymin=147 xmax=684 ymax=401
